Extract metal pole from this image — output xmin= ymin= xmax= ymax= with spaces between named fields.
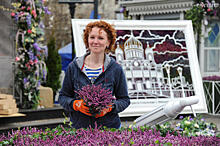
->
xmin=197 ymin=32 xmax=200 ymax=61
xmin=94 ymin=0 xmax=98 ymax=19
xmin=69 ymin=4 xmax=76 ymax=19
xmin=69 ymin=4 xmax=76 ymax=60
xmin=212 ymin=81 xmax=215 ymax=115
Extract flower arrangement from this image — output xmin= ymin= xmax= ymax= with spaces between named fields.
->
xmin=185 ymin=0 xmax=220 ymax=42
xmin=175 ymin=116 xmax=217 ymax=137
xmin=196 ymin=0 xmax=220 ymax=17
xmin=0 ymin=124 xmax=219 ymax=145
xmin=156 ymin=115 xmax=217 ymax=137
xmin=75 ymin=84 xmax=115 ymax=115
xmin=10 ymin=0 xmax=50 ymax=109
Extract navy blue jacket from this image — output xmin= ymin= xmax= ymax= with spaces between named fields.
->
xmin=58 ymin=53 xmax=130 ymax=129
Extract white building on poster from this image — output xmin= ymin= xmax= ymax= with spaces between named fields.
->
xmin=119 ymin=0 xmax=220 ymax=79
xmin=115 ymin=33 xmax=167 ymax=99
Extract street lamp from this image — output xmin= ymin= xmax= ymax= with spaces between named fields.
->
xmin=177 ymin=67 xmax=197 ymax=117
xmin=165 ymin=64 xmax=174 ymax=99
xmin=59 ymin=0 xmax=99 ymax=60
xmin=177 ymin=67 xmax=184 ymax=97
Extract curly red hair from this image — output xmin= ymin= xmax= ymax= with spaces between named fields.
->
xmin=83 ymin=20 xmax=116 ymax=53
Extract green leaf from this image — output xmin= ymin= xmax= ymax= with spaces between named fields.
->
xmin=164 ymin=142 xmax=172 ymax=146
xmin=155 ymin=139 xmax=160 ymax=144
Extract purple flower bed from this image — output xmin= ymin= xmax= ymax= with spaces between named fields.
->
xmin=0 ymin=126 xmax=219 ymax=145
xmin=203 ymin=75 xmax=220 ymax=81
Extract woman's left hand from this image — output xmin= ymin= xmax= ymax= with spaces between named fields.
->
xmin=95 ymin=105 xmax=112 ymax=118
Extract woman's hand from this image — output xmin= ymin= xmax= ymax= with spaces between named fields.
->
xmin=73 ymin=99 xmax=92 ymax=116
xmin=95 ymin=105 xmax=112 ymax=118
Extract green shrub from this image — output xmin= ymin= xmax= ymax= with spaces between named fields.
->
xmin=43 ymin=36 xmax=62 ymax=100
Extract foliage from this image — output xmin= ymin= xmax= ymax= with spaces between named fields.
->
xmin=120 ymin=6 xmax=130 ymax=20
xmin=185 ymin=0 xmax=220 ymax=35
xmin=43 ymin=36 xmax=62 ymax=99
xmin=11 ymin=0 xmax=50 ymax=109
xmin=0 ymin=123 xmax=219 ymax=145
xmin=75 ymin=84 xmax=115 ymax=115
xmin=157 ymin=115 xmax=217 ymax=137
xmin=155 ymin=122 xmax=179 ymax=137
xmin=176 ymin=116 xmax=217 ymax=136
xmin=185 ymin=4 xmax=204 ymax=35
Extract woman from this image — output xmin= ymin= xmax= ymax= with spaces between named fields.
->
xmin=58 ymin=20 xmax=130 ymax=129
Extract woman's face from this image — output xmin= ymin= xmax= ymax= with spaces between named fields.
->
xmin=88 ymin=27 xmax=110 ymax=54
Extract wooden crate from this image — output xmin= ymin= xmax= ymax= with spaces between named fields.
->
xmin=0 ymin=94 xmax=19 ymax=115
xmin=39 ymin=86 xmax=54 ymax=108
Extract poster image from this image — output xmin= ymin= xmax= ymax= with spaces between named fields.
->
xmin=72 ymin=19 xmax=207 ymax=116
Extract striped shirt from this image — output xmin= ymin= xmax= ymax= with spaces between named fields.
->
xmin=84 ymin=65 xmax=103 ymax=83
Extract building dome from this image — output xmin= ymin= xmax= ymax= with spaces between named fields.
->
xmin=124 ymin=31 xmax=144 ymax=60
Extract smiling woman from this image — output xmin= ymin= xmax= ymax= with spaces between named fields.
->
xmin=87 ymin=27 xmax=109 ymax=54
xmin=83 ymin=20 xmax=116 ymax=53
xmin=84 ymin=27 xmax=110 ymax=68
xmin=58 ymin=20 xmax=130 ymax=129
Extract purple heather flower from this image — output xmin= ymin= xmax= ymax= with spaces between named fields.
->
xmin=120 ymin=7 xmax=125 ymax=13
xmin=42 ymin=69 xmax=46 ymax=80
xmin=203 ymin=75 xmax=220 ymax=81
xmin=35 ymin=71 xmax=38 ymax=77
xmin=39 ymin=22 xmax=45 ymax=29
xmin=43 ymin=7 xmax=51 ymax=15
xmin=26 ymin=14 xmax=32 ymax=27
xmin=33 ymin=42 xmax=41 ymax=52
xmin=213 ymin=10 xmax=217 ymax=16
xmin=179 ymin=116 xmax=183 ymax=119
xmin=15 ymin=13 xmax=19 ymax=22
xmin=23 ymin=78 xmax=28 ymax=84
xmin=206 ymin=0 xmax=211 ymax=6
xmin=37 ymin=80 xmax=41 ymax=87
xmin=75 ymin=84 xmax=115 ymax=114
xmin=28 ymin=50 xmax=34 ymax=60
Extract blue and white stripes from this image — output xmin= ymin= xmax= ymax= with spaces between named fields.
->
xmin=84 ymin=65 xmax=102 ymax=83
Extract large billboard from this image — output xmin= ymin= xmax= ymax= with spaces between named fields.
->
xmin=72 ymin=19 xmax=207 ymax=117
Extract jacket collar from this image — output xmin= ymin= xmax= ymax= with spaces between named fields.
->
xmin=75 ymin=53 xmax=112 ymax=72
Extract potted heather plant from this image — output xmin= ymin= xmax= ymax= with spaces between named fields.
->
xmin=75 ymin=84 xmax=116 ymax=115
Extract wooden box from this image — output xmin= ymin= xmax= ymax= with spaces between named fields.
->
xmin=0 ymin=94 xmax=19 ymax=115
xmin=39 ymin=86 xmax=54 ymax=108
